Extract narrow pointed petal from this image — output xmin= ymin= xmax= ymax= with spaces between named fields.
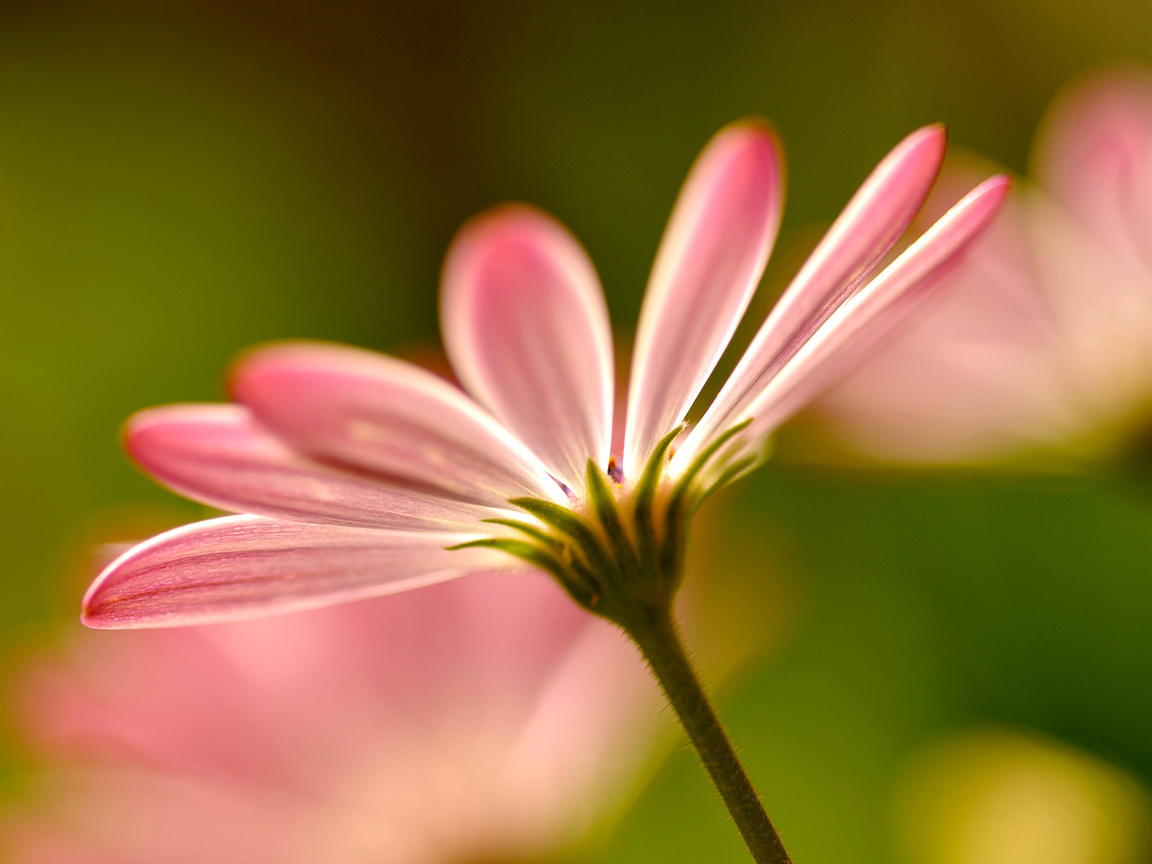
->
xmin=440 ymin=205 xmax=614 ymax=490
xmin=127 ymin=404 xmax=517 ymax=531
xmin=673 ymin=175 xmax=1011 ymax=475
xmin=684 ymin=125 xmax=948 ymax=458
xmin=729 ymin=175 xmax=1013 ymax=454
xmin=82 ymin=516 xmax=514 ymax=629
xmin=813 ymin=179 xmax=1125 ymax=464
xmin=622 ymin=122 xmax=784 ymax=477
xmin=230 ymin=343 xmax=567 ymax=508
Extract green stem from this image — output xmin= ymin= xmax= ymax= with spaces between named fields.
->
xmin=629 ymin=606 xmax=792 ymax=864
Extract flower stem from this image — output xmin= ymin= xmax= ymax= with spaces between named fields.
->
xmin=628 ymin=606 xmax=792 ymax=864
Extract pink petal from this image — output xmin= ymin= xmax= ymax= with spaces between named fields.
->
xmin=82 ymin=516 xmax=513 ymax=629
xmin=730 ymin=175 xmax=1014 ymax=451
xmin=440 ymin=205 xmax=614 ymax=491
xmin=500 ymin=610 xmax=659 ymax=834
xmin=127 ymin=404 xmax=516 ymax=531
xmin=1036 ymin=68 xmax=1152 ymax=275
xmin=622 ymin=122 xmax=784 ymax=478
xmin=681 ymin=125 xmax=948 ymax=462
xmin=31 ymin=568 xmax=664 ymax=862
xmin=230 ymin=342 xmax=566 ymax=508
xmin=814 ymin=173 xmax=1091 ymax=463
xmin=10 ymin=768 xmax=319 ymax=864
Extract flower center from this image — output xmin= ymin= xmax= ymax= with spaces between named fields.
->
xmin=450 ymin=421 xmax=755 ymax=631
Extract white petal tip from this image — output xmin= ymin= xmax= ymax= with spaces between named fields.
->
xmin=958 ymin=174 xmax=1015 ymax=225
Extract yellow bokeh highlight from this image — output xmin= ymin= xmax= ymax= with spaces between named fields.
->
xmin=894 ymin=728 xmax=1152 ymax=864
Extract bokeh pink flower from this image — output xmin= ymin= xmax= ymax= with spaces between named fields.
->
xmin=813 ymin=67 xmax=1152 ymax=466
xmin=81 ymin=119 xmax=1008 ymax=629
xmin=5 ymin=570 xmax=661 ymax=864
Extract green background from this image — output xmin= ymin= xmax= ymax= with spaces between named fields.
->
xmin=2 ymin=1 xmax=1152 ymax=861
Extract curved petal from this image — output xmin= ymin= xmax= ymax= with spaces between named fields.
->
xmin=684 ymin=125 xmax=948 ymax=458
xmin=440 ymin=205 xmax=614 ymax=491
xmin=82 ymin=516 xmax=516 ymax=629
xmin=1036 ymin=68 xmax=1152 ymax=274
xmin=230 ymin=343 xmax=566 ymax=508
xmin=622 ymin=121 xmax=784 ymax=478
xmin=127 ymin=404 xmax=516 ymax=531
xmin=747 ymin=177 xmax=1013 ymax=451
xmin=674 ymin=175 xmax=1012 ymax=474
xmin=814 ymin=177 xmax=1091 ymax=464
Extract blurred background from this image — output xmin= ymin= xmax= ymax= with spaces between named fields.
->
xmin=3 ymin=0 xmax=1152 ymax=862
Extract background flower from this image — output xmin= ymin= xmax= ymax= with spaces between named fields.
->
xmin=809 ymin=66 xmax=1152 ymax=466
xmin=4 ymin=571 xmax=661 ymax=864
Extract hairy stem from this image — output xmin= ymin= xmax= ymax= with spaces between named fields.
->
xmin=628 ymin=607 xmax=792 ymax=864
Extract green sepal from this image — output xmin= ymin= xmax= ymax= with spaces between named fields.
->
xmin=509 ymin=496 xmax=616 ymax=576
xmin=659 ymin=419 xmax=753 ymax=578
xmin=585 ymin=459 xmax=639 ymax=578
xmin=667 ymin=418 xmax=753 ymax=507
xmin=633 ymin=426 xmax=685 ymax=514
xmin=631 ymin=426 xmax=684 ymax=570
xmin=508 ymin=497 xmax=597 ymax=544
xmin=482 ymin=518 xmax=567 ymax=553
xmin=445 ymin=537 xmax=560 ymax=570
xmin=690 ymin=454 xmax=758 ymax=513
xmin=448 ymin=537 xmax=600 ymax=608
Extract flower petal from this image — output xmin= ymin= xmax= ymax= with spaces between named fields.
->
xmin=230 ymin=342 xmax=566 ymax=508
xmin=127 ymin=404 xmax=517 ymax=531
xmin=674 ymin=175 xmax=1013 ymax=472
xmin=683 ymin=125 xmax=948 ymax=458
xmin=622 ymin=121 xmax=784 ymax=478
xmin=1035 ymin=68 xmax=1152 ymax=276
xmin=813 ymin=175 xmax=1092 ymax=464
xmin=746 ymin=177 xmax=1013 ymax=442
xmin=440 ymin=205 xmax=614 ymax=490
xmin=82 ymin=516 xmax=514 ymax=629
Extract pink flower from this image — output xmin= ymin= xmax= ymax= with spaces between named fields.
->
xmin=82 ymin=120 xmax=1008 ymax=628
xmin=6 ymin=571 xmax=661 ymax=863
xmin=813 ymin=68 xmax=1152 ymax=465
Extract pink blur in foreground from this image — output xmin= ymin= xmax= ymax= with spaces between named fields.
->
xmin=6 ymin=572 xmax=660 ymax=864
xmin=815 ymin=67 xmax=1152 ymax=465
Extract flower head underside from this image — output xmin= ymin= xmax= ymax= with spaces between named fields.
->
xmin=82 ymin=120 xmax=1010 ymax=629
